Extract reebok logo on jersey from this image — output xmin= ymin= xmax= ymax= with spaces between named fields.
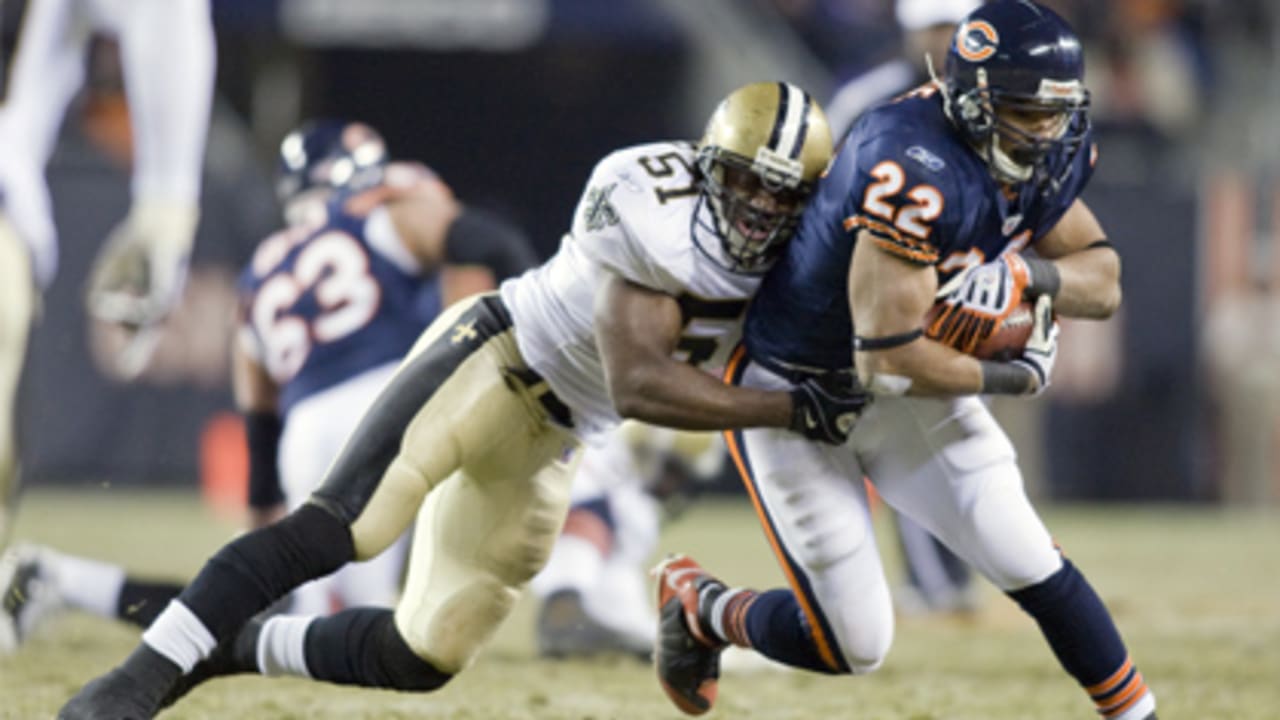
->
xmin=906 ymin=145 xmax=945 ymax=173
xmin=1002 ymin=214 xmax=1023 ymax=236
xmin=583 ymin=183 xmax=620 ymax=231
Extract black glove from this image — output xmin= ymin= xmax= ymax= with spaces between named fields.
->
xmin=788 ymin=373 xmax=872 ymax=445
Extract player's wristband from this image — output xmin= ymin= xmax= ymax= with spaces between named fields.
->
xmin=1023 ymin=257 xmax=1061 ymax=299
xmin=979 ymin=360 xmax=1036 ymax=395
xmin=245 ymin=411 xmax=284 ymax=510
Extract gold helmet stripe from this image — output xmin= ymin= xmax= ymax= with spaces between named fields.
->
xmin=768 ymin=82 xmax=812 ymax=161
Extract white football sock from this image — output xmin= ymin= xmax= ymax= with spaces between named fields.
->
xmin=256 ymin=615 xmax=315 ymax=678
xmin=1112 ymin=692 xmax=1156 ymax=720
xmin=529 ymin=535 xmax=602 ymax=599
xmin=140 ymin=600 xmax=216 ymax=673
xmin=41 ymin=548 xmax=125 ymax=619
xmin=708 ymin=588 xmax=748 ymax=644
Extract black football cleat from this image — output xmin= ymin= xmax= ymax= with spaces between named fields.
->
xmin=0 ymin=544 xmax=65 ymax=654
xmin=652 ymin=555 xmax=727 ymax=716
xmin=60 ymin=645 xmax=183 ymax=720
xmin=58 ymin=667 xmax=164 ymax=720
xmin=158 ymin=615 xmax=262 ymax=710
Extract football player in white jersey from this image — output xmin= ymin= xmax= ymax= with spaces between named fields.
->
xmin=0 ymin=0 xmax=215 ymax=548
xmin=59 ymin=82 xmax=867 ymax=718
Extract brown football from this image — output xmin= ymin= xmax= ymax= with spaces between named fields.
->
xmin=924 ymin=300 xmax=1035 ymax=361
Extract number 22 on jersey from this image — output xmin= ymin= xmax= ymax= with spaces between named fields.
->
xmin=252 ymin=231 xmax=380 ymax=381
xmin=862 ymin=161 xmax=943 ymax=239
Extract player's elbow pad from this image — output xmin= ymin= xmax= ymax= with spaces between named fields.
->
xmin=444 ymin=207 xmax=539 ymax=282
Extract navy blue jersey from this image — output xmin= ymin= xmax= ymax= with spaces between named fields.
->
xmin=239 ymin=197 xmax=441 ymax=415
xmin=745 ymin=87 xmax=1095 ymax=375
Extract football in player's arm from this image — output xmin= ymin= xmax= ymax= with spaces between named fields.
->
xmin=850 ymin=196 xmax=1120 ymax=396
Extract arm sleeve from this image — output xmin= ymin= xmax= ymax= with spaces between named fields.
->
xmin=244 ymin=411 xmax=284 ymax=510
xmin=118 ymin=0 xmax=215 ymax=205
xmin=443 ymin=207 xmax=540 ymax=282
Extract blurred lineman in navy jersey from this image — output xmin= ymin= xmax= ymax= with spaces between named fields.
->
xmin=59 ymin=82 xmax=869 ymax=718
xmin=0 ymin=119 xmax=538 ymax=653
xmin=0 ymin=0 xmax=214 ymax=550
xmin=828 ymin=0 xmax=984 ymax=616
xmin=655 ymin=3 xmax=1157 ymax=719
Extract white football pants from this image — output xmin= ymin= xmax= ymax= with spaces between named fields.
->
xmin=728 ymin=356 xmax=1062 ymax=673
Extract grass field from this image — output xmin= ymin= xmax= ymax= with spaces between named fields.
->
xmin=3 ymin=487 xmax=1278 ymax=719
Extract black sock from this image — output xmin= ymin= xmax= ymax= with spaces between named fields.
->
xmin=177 ymin=504 xmax=354 ymax=640
xmin=116 ymin=579 xmax=185 ymax=629
xmin=304 ymin=607 xmax=452 ymax=691
xmin=118 ymin=644 xmax=183 ymax=708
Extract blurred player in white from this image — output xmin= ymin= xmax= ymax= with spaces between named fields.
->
xmin=532 ymin=422 xmax=724 ymax=659
xmin=59 ymin=82 xmax=867 ymax=719
xmin=0 ymin=0 xmax=215 ymax=548
xmin=0 ymin=118 xmax=538 ymax=651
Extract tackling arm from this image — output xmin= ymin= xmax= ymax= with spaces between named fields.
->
xmin=594 ymin=274 xmax=792 ymax=431
xmin=1029 ymin=199 xmax=1121 ymax=319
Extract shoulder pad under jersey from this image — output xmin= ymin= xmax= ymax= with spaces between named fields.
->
xmin=842 ymin=115 xmax=970 ymax=267
xmin=570 ymin=141 xmax=699 ymax=294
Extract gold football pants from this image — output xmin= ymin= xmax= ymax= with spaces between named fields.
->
xmin=0 ymin=216 xmax=35 ymax=547
xmin=309 ymin=292 xmax=578 ymax=674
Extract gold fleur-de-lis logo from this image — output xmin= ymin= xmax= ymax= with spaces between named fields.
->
xmin=451 ymin=319 xmax=478 ymax=345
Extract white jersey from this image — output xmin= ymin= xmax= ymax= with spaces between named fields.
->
xmin=501 ymin=141 xmax=761 ymax=440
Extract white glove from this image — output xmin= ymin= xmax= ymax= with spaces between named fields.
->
xmin=85 ymin=201 xmax=199 ymax=329
xmin=1011 ymin=294 xmax=1059 ymax=395
xmin=929 ymin=254 xmax=1032 ymax=354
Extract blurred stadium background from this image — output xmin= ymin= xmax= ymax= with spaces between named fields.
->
xmin=8 ymin=0 xmax=1280 ymax=504
xmin=3 ymin=0 xmax=1280 ymax=717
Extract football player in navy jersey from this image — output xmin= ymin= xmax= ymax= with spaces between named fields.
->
xmin=0 ymin=119 xmax=537 ymax=652
xmin=655 ymin=3 xmax=1158 ymax=719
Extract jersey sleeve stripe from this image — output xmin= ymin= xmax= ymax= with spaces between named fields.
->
xmin=843 ymin=215 xmax=939 ymax=265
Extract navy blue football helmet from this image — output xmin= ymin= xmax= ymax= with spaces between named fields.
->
xmin=274 ymin=119 xmax=389 ymax=208
xmin=942 ymin=0 xmax=1090 ymax=188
